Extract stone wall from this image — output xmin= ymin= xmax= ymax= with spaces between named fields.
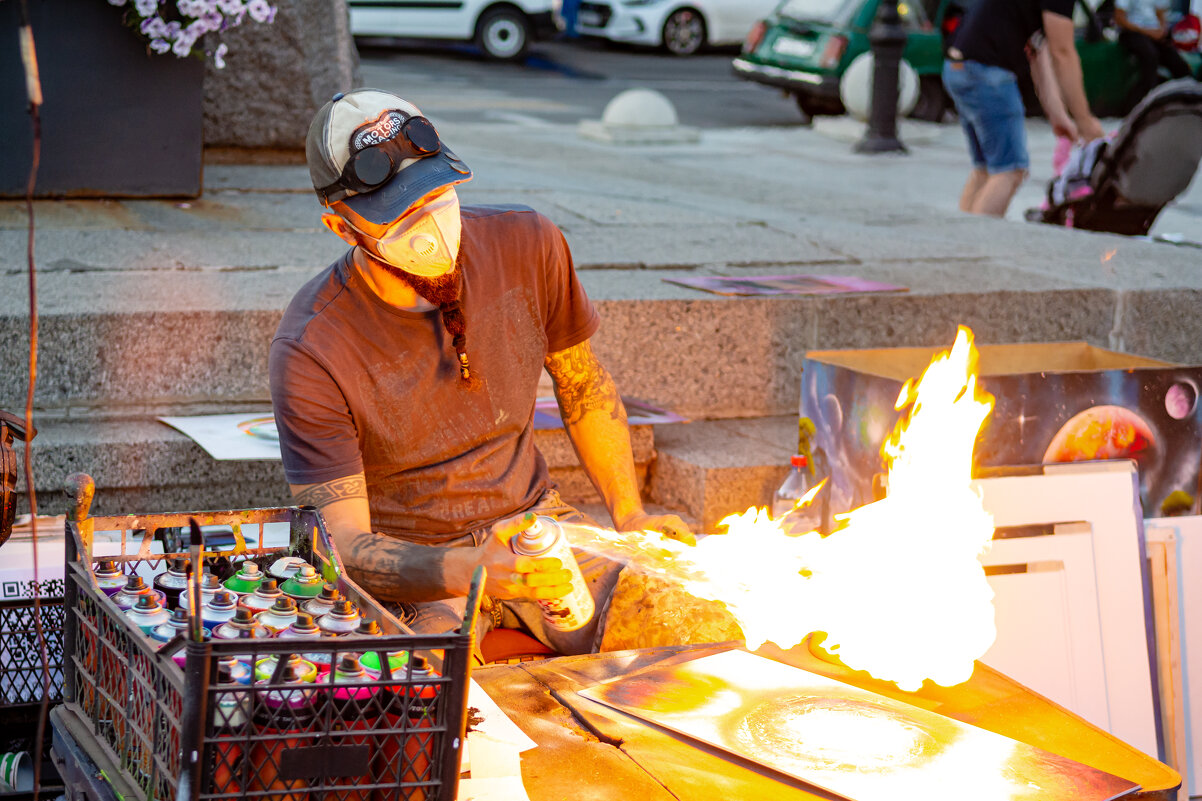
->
xmin=203 ymin=0 xmax=361 ymax=148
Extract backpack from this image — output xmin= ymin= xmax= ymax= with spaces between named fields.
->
xmin=1 ymin=410 xmax=35 ymax=548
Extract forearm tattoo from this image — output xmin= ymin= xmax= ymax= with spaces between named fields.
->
xmin=545 ymin=341 xmax=627 ymax=426
xmin=292 ymin=476 xmax=367 ymax=508
xmin=345 ymin=535 xmax=450 ymax=603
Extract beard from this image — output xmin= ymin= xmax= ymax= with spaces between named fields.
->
xmin=373 ymin=254 xmax=463 ymax=306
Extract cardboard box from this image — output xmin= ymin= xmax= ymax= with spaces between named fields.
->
xmin=801 ymin=341 xmax=1202 ymax=520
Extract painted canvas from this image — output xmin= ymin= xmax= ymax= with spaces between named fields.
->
xmin=580 ymin=650 xmax=1140 ymax=801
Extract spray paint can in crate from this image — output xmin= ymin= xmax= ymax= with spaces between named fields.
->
xmin=511 ymin=516 xmax=595 ymax=632
xmin=312 ymin=600 xmax=362 ymax=678
xmin=179 ymin=571 xmax=221 ymax=614
xmin=110 ymin=575 xmax=167 ymax=612
xmin=277 ymin=612 xmax=321 ymax=642
xmin=209 ymin=661 xmax=252 ymax=794
xmin=375 ymin=654 xmax=439 ymax=801
xmin=268 ymin=556 xmax=309 ymax=582
xmin=200 ymin=590 xmax=239 ymax=631
xmin=223 ymin=561 xmax=264 ymax=596
xmin=93 ymin=558 xmax=127 ymax=596
xmin=281 ymin=564 xmax=325 ymax=601
xmin=242 ymin=579 xmax=284 ymax=614
xmin=152 ymin=557 xmax=190 ymax=609
xmin=327 ymin=655 xmax=380 ymax=801
xmin=249 ymin=654 xmax=319 ymax=800
xmin=256 ymin=597 xmax=299 ymax=634
xmin=301 ymin=583 xmax=341 ymax=619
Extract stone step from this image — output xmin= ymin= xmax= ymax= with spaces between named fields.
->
xmin=15 ymin=416 xmax=653 ymax=518
xmin=645 ymin=415 xmax=798 ymax=534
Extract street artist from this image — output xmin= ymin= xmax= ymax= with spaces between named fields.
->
xmin=269 ymin=89 xmax=695 ymax=658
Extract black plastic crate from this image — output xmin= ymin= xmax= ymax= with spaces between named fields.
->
xmin=1 ymin=596 xmax=65 ymax=707
xmin=61 ymin=476 xmax=479 ymax=801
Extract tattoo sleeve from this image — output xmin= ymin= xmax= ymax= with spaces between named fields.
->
xmin=292 ymin=476 xmax=366 ymax=507
xmin=544 ymin=340 xmax=628 ymax=426
xmin=290 ymin=476 xmax=452 ymax=603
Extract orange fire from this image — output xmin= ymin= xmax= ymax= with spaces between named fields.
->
xmin=574 ymin=327 xmax=997 ymax=691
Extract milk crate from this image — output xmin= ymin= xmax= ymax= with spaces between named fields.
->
xmin=60 ymin=474 xmax=479 ymax=801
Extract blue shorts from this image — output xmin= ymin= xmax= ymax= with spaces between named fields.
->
xmin=942 ymin=59 xmax=1029 ymax=174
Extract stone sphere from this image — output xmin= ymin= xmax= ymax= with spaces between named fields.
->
xmin=839 ymin=53 xmax=919 ymax=123
xmin=601 ymin=89 xmax=680 ymax=128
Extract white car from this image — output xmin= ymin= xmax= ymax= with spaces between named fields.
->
xmin=575 ymin=0 xmax=779 ymax=55
xmin=349 ymin=0 xmax=562 ymax=61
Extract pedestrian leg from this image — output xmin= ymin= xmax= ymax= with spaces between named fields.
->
xmin=959 ymin=168 xmax=989 ymax=212
xmin=1119 ymin=30 xmax=1161 ymax=113
xmin=970 ymin=169 xmax=1027 ymax=217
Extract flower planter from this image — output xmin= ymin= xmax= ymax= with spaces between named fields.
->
xmin=0 ymin=0 xmax=204 ymax=198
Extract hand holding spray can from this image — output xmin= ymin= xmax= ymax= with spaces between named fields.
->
xmin=510 ymin=516 xmax=594 ymax=632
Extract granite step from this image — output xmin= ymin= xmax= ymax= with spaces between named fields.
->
xmin=645 ymin=415 xmax=799 ymax=534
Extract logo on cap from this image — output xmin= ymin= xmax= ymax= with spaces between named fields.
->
xmin=351 ymin=111 xmax=408 ymax=153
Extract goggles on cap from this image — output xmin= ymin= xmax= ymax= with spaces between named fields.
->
xmin=317 ymin=113 xmax=442 ymax=205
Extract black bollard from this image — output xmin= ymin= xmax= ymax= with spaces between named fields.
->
xmin=854 ymin=0 xmax=908 ymax=154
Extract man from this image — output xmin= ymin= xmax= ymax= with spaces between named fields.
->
xmin=1115 ymin=0 xmax=1195 ymax=115
xmin=269 ymin=89 xmax=693 ymax=657
xmin=943 ymin=0 xmax=1106 ymax=217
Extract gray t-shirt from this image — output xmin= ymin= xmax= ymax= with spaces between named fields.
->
xmin=269 ymin=205 xmax=600 ymax=544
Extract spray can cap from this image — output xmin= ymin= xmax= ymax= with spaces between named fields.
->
xmin=238 ymin=562 xmax=261 ymax=577
xmin=200 ymin=573 xmax=221 ymax=590
xmin=170 ymin=608 xmax=189 ymax=625
xmin=318 ymin=583 xmax=340 ymax=601
xmin=356 ymin=619 xmax=381 ymax=636
xmin=209 ymin=590 xmax=237 ymax=610
xmin=233 ymin=606 xmax=256 ymax=624
xmin=134 ymin=594 xmax=161 ymax=612
xmin=291 ymin=612 xmax=318 ymax=631
xmin=256 ymin=579 xmax=280 ymax=595
xmin=124 ymin=575 xmax=147 ymax=591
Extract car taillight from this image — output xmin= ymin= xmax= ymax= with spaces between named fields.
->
xmin=818 ymin=34 xmax=847 ymax=68
xmin=743 ymin=20 xmax=767 ymax=53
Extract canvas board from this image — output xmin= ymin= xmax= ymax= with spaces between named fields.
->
xmin=580 ymin=649 xmax=1140 ymax=801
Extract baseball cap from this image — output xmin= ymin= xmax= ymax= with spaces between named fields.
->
xmin=306 ymin=88 xmax=472 ymax=226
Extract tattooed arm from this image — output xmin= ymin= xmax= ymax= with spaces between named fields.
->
xmin=290 ymin=474 xmax=571 ymax=602
xmin=545 ymin=339 xmax=694 ymax=543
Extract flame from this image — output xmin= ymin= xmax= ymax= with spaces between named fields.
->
xmin=1101 ymin=249 xmax=1117 ymax=262
xmin=574 ymin=327 xmax=997 ymax=691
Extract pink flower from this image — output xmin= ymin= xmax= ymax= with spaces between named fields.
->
xmin=214 ymin=42 xmax=228 ymax=69
xmin=149 ymin=37 xmax=171 ymax=53
xmin=134 ymin=0 xmax=159 ymax=17
xmin=140 ymin=16 xmax=168 ymax=36
xmin=172 ymin=31 xmax=196 ymax=56
xmin=216 ymin=0 xmax=243 ymax=13
xmin=246 ymin=0 xmax=274 ymax=23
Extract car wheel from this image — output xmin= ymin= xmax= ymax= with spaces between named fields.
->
xmin=661 ymin=8 xmax=706 ymax=56
xmin=910 ymin=76 xmax=948 ymax=122
xmin=475 ymin=6 xmax=531 ymax=61
xmin=794 ymin=92 xmax=843 ymax=118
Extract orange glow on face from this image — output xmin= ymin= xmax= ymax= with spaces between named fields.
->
xmin=574 ymin=327 xmax=998 ymax=691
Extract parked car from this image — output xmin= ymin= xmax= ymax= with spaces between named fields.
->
xmin=575 ymin=0 xmax=780 ymax=55
xmin=732 ymin=0 xmax=1201 ymax=121
xmin=348 ymin=0 xmax=562 ymax=61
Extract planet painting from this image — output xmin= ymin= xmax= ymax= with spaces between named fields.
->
xmin=1165 ymin=381 xmax=1198 ymax=420
xmin=1043 ymin=405 xmax=1156 ymax=464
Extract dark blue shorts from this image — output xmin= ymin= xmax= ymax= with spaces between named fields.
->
xmin=942 ymin=59 xmax=1030 ymax=174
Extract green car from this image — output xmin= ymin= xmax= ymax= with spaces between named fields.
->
xmin=733 ymin=0 xmax=1201 ymax=121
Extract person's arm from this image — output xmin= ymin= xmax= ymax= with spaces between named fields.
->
xmin=1031 ymin=44 xmax=1079 ymax=139
xmin=1043 ymin=10 xmax=1106 ymax=139
xmin=291 ymin=475 xmax=571 ymax=603
xmin=544 ymin=339 xmax=695 ymax=544
xmin=1114 ymin=6 xmax=1166 ymax=37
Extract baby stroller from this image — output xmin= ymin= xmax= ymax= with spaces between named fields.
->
xmin=1027 ymin=78 xmax=1202 ymax=236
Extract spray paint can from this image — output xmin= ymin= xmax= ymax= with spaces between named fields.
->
xmin=317 ymin=600 xmax=361 ymax=636
xmin=327 ymin=655 xmax=379 ymax=801
xmin=150 ymin=607 xmax=210 ymax=648
xmin=241 ymin=579 xmax=283 ymax=613
xmin=255 ymin=597 xmax=299 ymax=634
xmin=510 ymin=516 xmax=595 ymax=632
xmin=110 ymin=575 xmax=167 ymax=612
xmin=125 ymin=594 xmax=171 ymax=635
xmin=357 ymin=618 xmax=408 ymax=678
xmin=222 ymin=562 xmax=264 ymax=596
xmin=152 ymin=557 xmax=190 ymax=610
xmin=375 ymin=654 xmax=439 ymax=801
xmin=209 ymin=661 xmax=251 ymax=794
xmin=300 ymin=583 xmax=340 ymax=619
xmin=280 ymin=565 xmax=325 ymax=601
xmin=178 ymin=572 xmax=221 ymax=614
xmin=268 ymin=556 xmax=309 ymax=582
xmin=93 ymin=559 xmax=127 ymax=597
xmin=249 ymin=654 xmax=319 ymax=801
xmin=200 ymin=590 xmax=239 ymax=631
xmin=276 ymin=612 xmax=321 ymax=642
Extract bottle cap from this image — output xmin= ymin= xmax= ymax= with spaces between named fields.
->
xmin=791 ymin=454 xmax=808 ymax=468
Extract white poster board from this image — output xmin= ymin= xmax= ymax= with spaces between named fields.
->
xmin=971 ymin=461 xmax=1161 ymax=760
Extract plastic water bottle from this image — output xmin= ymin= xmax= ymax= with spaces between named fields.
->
xmin=772 ymin=455 xmax=823 ymax=535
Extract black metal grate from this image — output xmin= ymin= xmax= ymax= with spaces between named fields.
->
xmin=1 ymin=597 xmax=65 ymax=706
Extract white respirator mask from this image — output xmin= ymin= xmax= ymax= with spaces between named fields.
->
xmin=362 ymin=188 xmax=462 ymax=277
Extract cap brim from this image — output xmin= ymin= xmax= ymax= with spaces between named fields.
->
xmin=342 ymin=149 xmax=473 ymax=225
